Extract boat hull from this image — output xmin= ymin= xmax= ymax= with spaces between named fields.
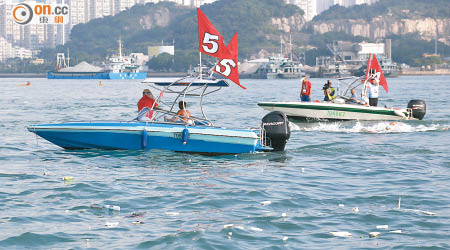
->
xmin=47 ymin=71 xmax=110 ymax=79
xmin=47 ymin=71 xmax=147 ymax=80
xmin=108 ymin=72 xmax=147 ymax=80
xmin=27 ymin=122 xmax=261 ymax=154
xmin=267 ymin=73 xmax=302 ymax=79
xmin=258 ymin=102 xmax=411 ymax=121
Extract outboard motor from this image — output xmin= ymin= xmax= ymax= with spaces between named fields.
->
xmin=407 ymin=100 xmax=426 ymax=120
xmin=261 ymin=111 xmax=290 ymax=151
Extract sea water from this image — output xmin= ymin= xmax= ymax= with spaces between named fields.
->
xmin=0 ymin=76 xmax=449 ymax=249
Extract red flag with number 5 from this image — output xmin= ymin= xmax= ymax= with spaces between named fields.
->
xmin=214 ymin=33 xmax=245 ymax=89
xmin=197 ymin=8 xmax=226 ymax=58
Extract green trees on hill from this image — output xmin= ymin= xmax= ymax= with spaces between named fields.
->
xmin=313 ymin=0 xmax=450 ymax=21
xmin=31 ymin=0 xmax=448 ymax=72
xmin=57 ymin=0 xmax=303 ymax=71
xmin=390 ymin=34 xmax=450 ymax=66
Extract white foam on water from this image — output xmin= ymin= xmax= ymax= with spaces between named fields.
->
xmin=105 ymin=221 xmax=119 ymax=228
xmin=300 ymin=121 xmax=447 ymax=134
xmin=289 ymin=122 xmax=300 ymax=131
xmin=369 ymin=232 xmax=381 ymax=238
xmin=250 ymin=226 xmax=263 ymax=232
xmin=260 ymin=200 xmax=272 ymax=206
xmin=330 ymin=231 xmax=352 ymax=237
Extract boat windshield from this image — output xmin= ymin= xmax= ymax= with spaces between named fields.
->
xmin=137 ymin=75 xmax=229 ymax=127
xmin=336 ymin=76 xmax=365 ymax=97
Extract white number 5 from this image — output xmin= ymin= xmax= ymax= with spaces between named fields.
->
xmin=202 ymin=32 xmax=219 ymax=54
xmin=215 ymin=59 xmax=236 ymax=76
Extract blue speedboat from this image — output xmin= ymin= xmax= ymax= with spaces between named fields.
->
xmin=29 ymin=9 xmax=291 ymax=155
xmin=28 ymin=77 xmax=290 ymax=154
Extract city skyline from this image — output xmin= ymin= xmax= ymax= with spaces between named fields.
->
xmin=1 ymin=0 xmax=378 ymax=62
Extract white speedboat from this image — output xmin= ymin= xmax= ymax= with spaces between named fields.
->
xmin=259 ymin=55 xmax=426 ymax=121
xmin=259 ymin=73 xmax=426 ymax=121
xmin=258 ymin=99 xmax=424 ymax=121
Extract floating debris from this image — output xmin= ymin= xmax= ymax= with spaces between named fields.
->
xmin=406 ymin=209 xmax=437 ymax=216
xmin=165 ymin=212 xmax=179 ymax=216
xmin=104 ymin=205 xmax=120 ymax=211
xmin=398 ymin=196 xmax=401 ymax=209
xmin=224 ymin=224 xmax=234 ymax=229
xmin=301 ymin=168 xmax=305 ymax=173
xmin=338 ymin=204 xmax=345 ymax=208
xmin=330 ymin=231 xmax=352 ymax=237
xmin=369 ymin=232 xmax=380 ymax=238
xmin=228 ymin=232 xmax=232 ymax=236
xmin=132 ymin=221 xmax=144 ymax=225
xmin=250 ymin=227 xmax=263 ymax=232
xmin=235 ymin=225 xmax=245 ymax=230
xmin=90 ymin=205 xmax=102 ymax=210
xmin=421 ymin=210 xmax=436 ymax=216
xmin=63 ymin=176 xmax=73 ymax=181
xmin=376 ymin=225 xmax=389 ymax=230
xmin=389 ymin=230 xmax=402 ymax=234
xmin=352 ymin=207 xmax=359 ymax=213
xmin=281 ymin=212 xmax=287 ymax=218
xmin=282 ymin=236 xmax=288 ymax=241
xmin=260 ymin=201 xmax=272 ymax=206
xmin=125 ymin=212 xmax=145 ymax=218
xmin=105 ymin=222 xmax=119 ymax=228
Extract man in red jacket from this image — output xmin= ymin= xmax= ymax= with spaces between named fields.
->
xmin=138 ymin=89 xmax=159 ymax=120
xmin=300 ymin=76 xmax=311 ymax=101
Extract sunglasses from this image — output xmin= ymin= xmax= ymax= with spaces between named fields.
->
xmin=143 ymin=92 xmax=150 ymax=94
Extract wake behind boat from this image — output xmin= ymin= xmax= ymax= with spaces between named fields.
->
xmin=29 ymin=9 xmax=291 ymax=155
xmin=259 ymin=55 xmax=426 ymax=121
xmin=258 ymin=99 xmax=425 ymax=121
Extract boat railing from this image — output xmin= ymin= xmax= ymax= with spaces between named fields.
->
xmin=134 ymin=107 xmax=212 ymax=127
xmin=258 ymin=126 xmax=268 ymax=148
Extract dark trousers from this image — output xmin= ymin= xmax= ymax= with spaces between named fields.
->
xmin=369 ymin=98 xmax=378 ymax=107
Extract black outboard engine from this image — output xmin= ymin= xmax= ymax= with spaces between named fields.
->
xmin=261 ymin=111 xmax=290 ymax=151
xmin=407 ymin=100 xmax=426 ymax=120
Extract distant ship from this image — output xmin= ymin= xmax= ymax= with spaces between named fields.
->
xmin=239 ymin=57 xmax=305 ymax=79
xmin=240 ymin=36 xmax=305 ymax=79
xmin=47 ymin=40 xmax=147 ymax=80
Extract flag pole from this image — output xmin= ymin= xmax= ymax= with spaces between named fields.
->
xmin=199 ymin=52 xmax=202 ymax=80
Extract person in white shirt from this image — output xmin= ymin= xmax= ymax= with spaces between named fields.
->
xmin=368 ymin=73 xmax=380 ymax=106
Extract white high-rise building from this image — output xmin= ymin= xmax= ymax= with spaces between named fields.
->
xmin=70 ymin=0 xmax=89 ymax=25
xmin=90 ymin=0 xmax=113 ymax=19
xmin=0 ymin=36 xmax=14 ymax=62
xmin=289 ymin=0 xmax=380 ymax=20
xmin=114 ymin=0 xmax=135 ymax=14
xmin=0 ymin=0 xmax=224 ymax=56
xmin=0 ymin=0 xmax=21 ymax=45
xmin=287 ymin=0 xmax=317 ymax=21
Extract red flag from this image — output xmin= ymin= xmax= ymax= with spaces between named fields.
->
xmin=214 ymin=33 xmax=245 ymax=89
xmin=365 ymin=54 xmax=388 ymax=93
xmin=197 ymin=8 xmax=226 ymax=59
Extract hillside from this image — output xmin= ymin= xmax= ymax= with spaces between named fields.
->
xmin=58 ymin=0 xmax=304 ymax=70
xmin=38 ymin=0 xmax=450 ymax=70
xmin=304 ymin=0 xmax=450 ymax=66
xmin=309 ymin=0 xmax=450 ymax=43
